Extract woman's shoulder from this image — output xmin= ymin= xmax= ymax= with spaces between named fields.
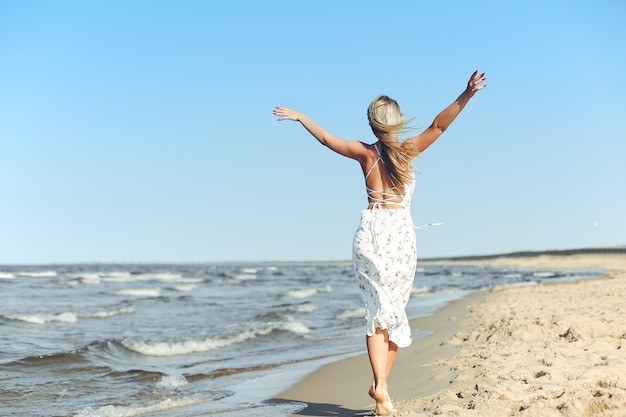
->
xmin=365 ymin=141 xmax=383 ymax=160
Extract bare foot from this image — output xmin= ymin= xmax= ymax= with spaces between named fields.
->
xmin=368 ymin=381 xmax=375 ymax=399
xmin=373 ymin=387 xmax=397 ymax=415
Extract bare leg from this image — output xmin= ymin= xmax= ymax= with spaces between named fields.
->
xmin=366 ymin=328 xmax=398 ymax=415
xmin=369 ymin=340 xmax=398 ymax=397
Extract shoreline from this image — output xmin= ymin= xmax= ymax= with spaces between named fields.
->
xmin=274 ymin=291 xmax=487 ymax=416
xmin=274 ymin=253 xmax=626 ymax=417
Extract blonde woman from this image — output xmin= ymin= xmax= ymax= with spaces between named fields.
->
xmin=273 ymin=71 xmax=486 ymax=415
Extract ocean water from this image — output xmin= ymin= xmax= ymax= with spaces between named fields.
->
xmin=0 ymin=262 xmax=603 ymax=417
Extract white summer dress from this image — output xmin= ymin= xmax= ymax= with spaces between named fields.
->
xmin=352 ymin=144 xmax=417 ymax=348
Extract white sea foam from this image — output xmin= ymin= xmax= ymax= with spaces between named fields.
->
xmin=338 ymin=308 xmax=365 ymax=320
xmin=284 ymin=285 xmax=332 ymax=299
xmin=1 ymin=307 xmax=135 ymax=324
xmin=508 ymin=281 xmax=538 ymax=287
xmin=284 ymin=288 xmax=318 ymax=298
xmin=67 ymin=273 xmax=98 ymax=279
xmin=17 ymin=271 xmax=57 ymax=278
xmin=155 ymin=374 xmax=188 ymax=389
xmin=100 ymin=273 xmax=140 ymax=282
xmin=410 ymin=286 xmax=431 ymax=297
xmin=122 ymin=333 xmax=256 ymax=356
xmin=80 ymin=276 xmax=102 ymax=285
xmin=533 ymin=271 xmax=557 ymax=278
xmin=0 ymin=272 xmax=15 ymax=279
xmin=122 ymin=320 xmax=310 ymax=356
xmin=293 ymin=302 xmax=316 ymax=313
xmin=266 ymin=266 xmax=279 ymax=272
xmin=234 ymin=274 xmax=256 ymax=281
xmin=68 ymin=273 xmax=102 ymax=284
xmin=111 ymin=288 xmax=161 ymax=297
xmin=102 ymin=273 xmax=196 ymax=284
xmin=4 ymin=312 xmax=79 ymax=324
xmin=280 ymin=320 xmax=310 ymax=335
xmin=74 ymin=396 xmax=209 ymax=417
xmin=83 ymin=307 xmax=135 ymax=318
xmin=240 ymin=268 xmax=257 ymax=274
xmin=146 ymin=273 xmax=185 ymax=282
xmin=102 ymin=272 xmax=132 ymax=279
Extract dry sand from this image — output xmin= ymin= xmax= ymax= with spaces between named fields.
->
xmin=275 ymin=253 xmax=626 ymax=417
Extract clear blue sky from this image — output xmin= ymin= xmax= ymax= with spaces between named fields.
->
xmin=1 ymin=1 xmax=624 ymax=264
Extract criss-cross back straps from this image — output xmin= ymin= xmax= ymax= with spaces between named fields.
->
xmin=364 ymin=154 xmax=381 ymax=182
xmin=364 ymin=143 xmax=406 ymax=208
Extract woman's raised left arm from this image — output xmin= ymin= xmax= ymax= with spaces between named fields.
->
xmin=402 ymin=71 xmax=487 ymax=155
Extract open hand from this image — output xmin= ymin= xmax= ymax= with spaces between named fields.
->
xmin=467 ymin=70 xmax=487 ymax=94
xmin=272 ymin=106 xmax=301 ymax=122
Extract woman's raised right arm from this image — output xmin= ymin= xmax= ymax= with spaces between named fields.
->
xmin=273 ymin=106 xmax=369 ymax=162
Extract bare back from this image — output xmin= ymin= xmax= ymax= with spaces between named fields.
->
xmin=360 ymin=143 xmax=414 ymax=209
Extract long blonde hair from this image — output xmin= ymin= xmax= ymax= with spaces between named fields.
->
xmin=367 ymin=95 xmax=414 ymax=191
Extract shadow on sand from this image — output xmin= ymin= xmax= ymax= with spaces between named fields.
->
xmin=267 ymin=399 xmax=374 ymax=417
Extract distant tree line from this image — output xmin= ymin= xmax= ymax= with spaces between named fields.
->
xmin=426 ymin=247 xmax=626 ymax=262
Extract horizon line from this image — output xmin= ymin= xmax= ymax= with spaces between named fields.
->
xmin=1 ymin=246 xmax=624 ymax=267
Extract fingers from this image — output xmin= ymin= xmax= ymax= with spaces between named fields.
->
xmin=470 ymin=71 xmax=485 ymax=83
xmin=469 ymin=70 xmax=485 ymax=79
xmin=272 ymin=106 xmax=290 ymax=114
xmin=469 ymin=70 xmax=487 ymax=91
xmin=273 ymin=106 xmax=293 ymax=121
xmin=273 ymin=106 xmax=285 ymax=120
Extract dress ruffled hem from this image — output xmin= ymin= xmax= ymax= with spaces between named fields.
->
xmin=364 ymin=313 xmax=413 ymax=348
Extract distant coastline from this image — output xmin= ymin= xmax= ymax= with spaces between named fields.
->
xmin=422 ymin=246 xmax=626 ymax=262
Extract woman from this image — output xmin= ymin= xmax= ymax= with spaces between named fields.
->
xmin=273 ymin=71 xmax=486 ymax=415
